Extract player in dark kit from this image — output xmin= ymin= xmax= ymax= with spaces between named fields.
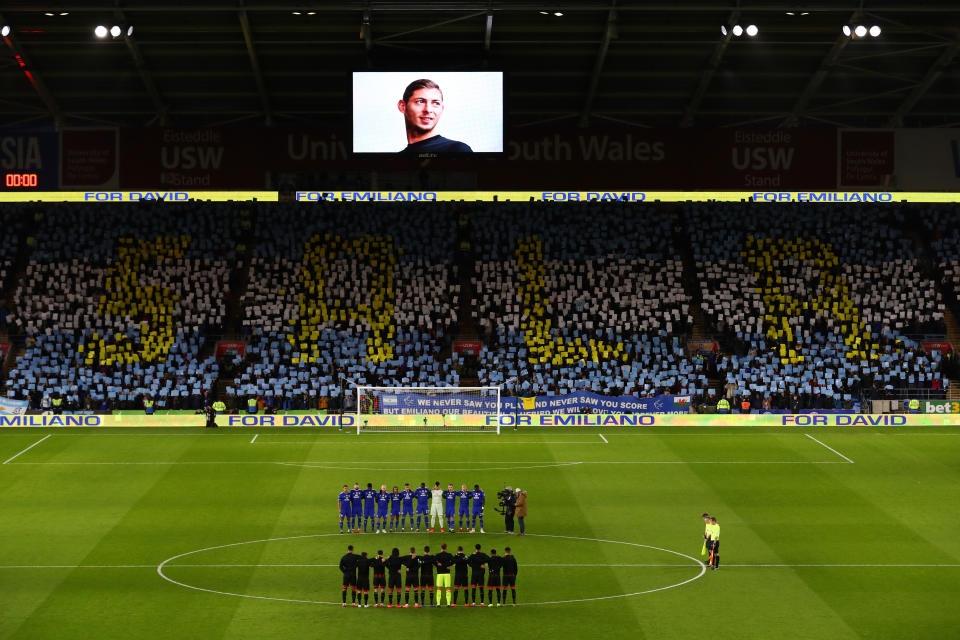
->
xmin=403 ymin=547 xmax=421 ymax=608
xmin=451 ymin=545 xmax=471 ymax=606
xmin=362 ymin=483 xmax=377 ymax=533
xmin=339 ymin=544 xmax=359 ymax=607
xmin=419 ymin=545 xmax=436 ymax=606
xmin=385 ymin=548 xmax=404 ymax=607
xmin=468 ymin=543 xmax=490 ymax=606
xmin=501 ymin=547 xmax=519 ymax=605
xmin=349 ymin=483 xmax=363 ymax=533
xmin=434 ymin=543 xmax=455 ymax=606
xmin=486 ymin=548 xmax=504 ymax=606
xmin=371 ymin=550 xmax=387 ymax=607
xmin=356 ymin=551 xmax=372 ymax=607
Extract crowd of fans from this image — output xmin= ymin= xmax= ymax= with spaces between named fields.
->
xmin=687 ymin=204 xmax=949 ymax=410
xmin=471 ymin=203 xmax=705 ymax=397
xmin=3 ymin=204 xmax=240 ymax=410
xmin=0 ymin=201 xmax=957 ymax=413
xmin=230 ymin=203 xmax=462 ymax=409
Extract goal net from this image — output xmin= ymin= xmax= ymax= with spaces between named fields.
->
xmin=355 ymin=386 xmax=501 ymax=434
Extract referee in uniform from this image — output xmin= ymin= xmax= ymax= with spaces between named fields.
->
xmin=339 ymin=544 xmax=359 ymax=607
xmin=709 ymin=516 xmax=721 ymax=570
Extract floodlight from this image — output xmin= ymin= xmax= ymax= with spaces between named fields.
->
xmin=126 ymin=25 xmax=134 ymax=37
xmin=869 ymin=25 xmax=881 ymax=37
xmin=745 ymin=24 xmax=758 ymax=36
xmin=94 ymin=25 xmax=108 ymax=38
xmin=110 ymin=25 xmax=121 ymax=37
xmin=732 ymin=24 xmax=743 ymax=36
xmin=854 ymin=25 xmax=867 ymax=37
xmin=721 ymin=25 xmax=728 ymax=35
xmin=554 ymin=12 xmax=563 ymax=16
xmin=0 ymin=25 xmax=9 ymax=37
xmin=842 ymin=25 xmax=851 ymax=36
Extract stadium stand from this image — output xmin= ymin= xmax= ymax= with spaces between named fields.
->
xmin=687 ymin=203 xmax=948 ymax=411
xmin=3 ymin=204 xmax=238 ymax=410
xmin=231 ymin=203 xmax=462 ymax=410
xmin=1 ymin=200 xmax=959 ymax=414
xmin=470 ymin=202 xmax=705 ymax=397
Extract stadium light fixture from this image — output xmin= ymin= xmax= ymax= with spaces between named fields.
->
xmin=126 ymin=25 xmax=134 ymax=37
xmin=0 ymin=25 xmax=9 ymax=37
xmin=94 ymin=25 xmax=108 ymax=38
xmin=844 ymin=23 xmax=881 ymax=39
xmin=554 ymin=11 xmax=563 ymax=16
xmin=745 ymin=24 xmax=758 ymax=37
xmin=109 ymin=25 xmax=121 ymax=37
xmin=721 ymin=25 xmax=727 ymax=35
xmin=732 ymin=24 xmax=743 ymax=36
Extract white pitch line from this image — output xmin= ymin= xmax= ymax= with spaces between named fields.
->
xmin=599 ymin=433 xmax=608 ymax=444
xmin=250 ymin=434 xmax=258 ymax=444
xmin=2 ymin=562 xmax=959 ymax=570
xmin=2 ymin=434 xmax=51 ymax=465
xmin=6 ymin=460 xmax=848 ymax=466
xmin=805 ymin=433 xmax=855 ymax=464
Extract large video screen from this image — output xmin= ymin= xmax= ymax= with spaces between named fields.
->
xmin=352 ymin=72 xmax=503 ymax=155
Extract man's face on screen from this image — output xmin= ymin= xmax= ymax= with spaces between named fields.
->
xmin=399 ymin=88 xmax=443 ymax=135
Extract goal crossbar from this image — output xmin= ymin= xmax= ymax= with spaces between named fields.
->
xmin=355 ymin=386 xmax=501 ymax=434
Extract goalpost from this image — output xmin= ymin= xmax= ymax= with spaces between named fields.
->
xmin=355 ymin=386 xmax=502 ymax=434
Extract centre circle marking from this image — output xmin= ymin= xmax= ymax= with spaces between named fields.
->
xmin=275 ymin=462 xmax=585 ymax=471
xmin=156 ymin=532 xmax=706 ymax=606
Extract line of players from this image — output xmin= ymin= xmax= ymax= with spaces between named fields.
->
xmin=339 ymin=543 xmax=519 ymax=608
xmin=339 ymin=482 xmax=487 ymax=534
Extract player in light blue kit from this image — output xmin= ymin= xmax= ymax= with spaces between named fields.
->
xmin=414 ymin=482 xmax=431 ymax=532
xmin=376 ymin=484 xmax=390 ymax=533
xmin=401 ymin=483 xmax=415 ymax=532
xmin=363 ymin=483 xmax=378 ymax=533
xmin=457 ymin=483 xmax=471 ymax=532
xmin=470 ymin=484 xmax=485 ymax=534
xmin=390 ymin=485 xmax=402 ymax=532
xmin=350 ymin=482 xmax=363 ymax=534
xmin=444 ymin=483 xmax=458 ymax=531
xmin=338 ymin=484 xmax=352 ymax=533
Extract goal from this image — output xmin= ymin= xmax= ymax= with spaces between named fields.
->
xmin=355 ymin=386 xmax=501 ymax=434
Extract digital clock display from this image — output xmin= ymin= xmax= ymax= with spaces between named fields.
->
xmin=4 ymin=172 xmax=39 ymax=187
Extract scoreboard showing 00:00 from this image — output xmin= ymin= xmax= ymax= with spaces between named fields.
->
xmin=4 ymin=172 xmax=39 ymax=188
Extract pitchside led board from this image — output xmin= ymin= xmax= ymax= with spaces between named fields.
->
xmin=352 ymin=72 xmax=504 ymax=155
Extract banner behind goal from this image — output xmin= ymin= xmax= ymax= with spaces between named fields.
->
xmin=355 ymin=386 xmax=501 ymax=434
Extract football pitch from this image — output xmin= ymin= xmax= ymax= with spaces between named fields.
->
xmin=1 ymin=426 xmax=959 ymax=640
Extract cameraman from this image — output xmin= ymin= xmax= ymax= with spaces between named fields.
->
xmin=500 ymin=486 xmax=517 ymax=534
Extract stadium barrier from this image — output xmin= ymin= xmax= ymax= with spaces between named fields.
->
xmin=2 ymin=413 xmax=958 ymax=428
xmin=5 ymin=191 xmax=960 ymax=204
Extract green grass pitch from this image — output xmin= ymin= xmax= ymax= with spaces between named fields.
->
xmin=1 ymin=425 xmax=959 ymax=639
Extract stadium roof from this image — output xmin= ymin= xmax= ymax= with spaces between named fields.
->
xmin=1 ymin=1 xmax=959 ymax=129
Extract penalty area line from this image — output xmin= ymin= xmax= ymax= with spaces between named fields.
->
xmin=250 ymin=434 xmax=258 ymax=444
xmin=3 ymin=434 xmax=51 ymax=465
xmin=805 ymin=433 xmax=854 ymax=464
xmin=599 ymin=433 xmax=608 ymax=443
